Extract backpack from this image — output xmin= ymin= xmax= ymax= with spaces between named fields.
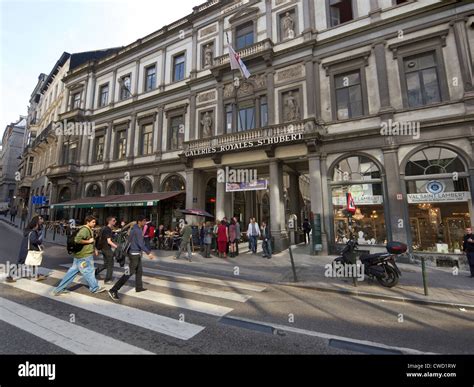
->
xmin=67 ymin=226 xmax=91 ymax=255
xmin=95 ymin=227 xmax=105 ymax=250
xmin=148 ymin=225 xmax=155 ymax=239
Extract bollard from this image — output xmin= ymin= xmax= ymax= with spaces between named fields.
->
xmin=421 ymin=257 xmax=429 ymax=296
xmin=288 ymin=246 xmax=298 ymax=283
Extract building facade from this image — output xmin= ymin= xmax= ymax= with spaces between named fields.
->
xmin=0 ymin=117 xmax=26 ymax=206
xmin=45 ymin=0 xmax=473 ymax=262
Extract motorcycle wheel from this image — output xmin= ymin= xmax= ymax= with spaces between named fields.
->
xmin=376 ymin=265 xmax=399 ymax=288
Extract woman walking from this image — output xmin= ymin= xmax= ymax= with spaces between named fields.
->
xmin=217 ymin=220 xmax=228 ymax=258
xmin=228 ymin=219 xmax=237 ymax=258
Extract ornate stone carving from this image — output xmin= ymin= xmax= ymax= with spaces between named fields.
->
xmin=224 ymin=83 xmax=235 ymax=98
xmin=200 ymin=111 xmax=213 ymax=138
xmin=203 ymin=43 xmax=214 ymax=68
xmin=199 ymin=23 xmax=217 ymax=38
xmin=281 ymin=12 xmax=295 ymax=40
xmin=276 ymin=64 xmax=304 ymax=83
xmin=197 ymin=90 xmax=216 ymax=104
xmin=283 ymin=91 xmax=300 ymax=122
xmin=251 ymin=74 xmax=267 ymax=89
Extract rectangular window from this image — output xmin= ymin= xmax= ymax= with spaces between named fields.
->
xmin=120 ymin=75 xmax=132 ymax=100
xmin=329 ymin=0 xmax=353 ymax=27
xmin=68 ymin=143 xmax=77 ymax=164
xmin=173 ymin=54 xmax=186 ymax=82
xmin=141 ymin=124 xmax=153 ymax=155
xmin=335 ymin=71 xmax=363 ymax=120
xmin=236 ymin=22 xmax=254 ymax=50
xmin=116 ymin=131 xmax=127 ymax=159
xmin=27 ymin=157 xmax=34 ymax=175
xmin=145 ymin=65 xmax=156 ymax=92
xmin=95 ymin=136 xmax=105 ymax=163
xmin=238 ymin=103 xmax=256 ymax=132
xmin=169 ymin=116 xmax=184 ymax=150
xmin=403 ymin=52 xmax=441 ymax=108
xmin=71 ymin=92 xmax=81 ymax=109
xmin=260 ymin=96 xmax=268 ymax=128
xmin=98 ymin=84 xmax=109 ymax=107
xmin=225 ymin=104 xmax=233 ymax=133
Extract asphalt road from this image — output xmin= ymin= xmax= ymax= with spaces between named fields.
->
xmin=0 ymin=222 xmax=472 ymax=355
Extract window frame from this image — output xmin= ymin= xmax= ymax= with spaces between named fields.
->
xmin=234 ymin=20 xmax=256 ymax=51
xmin=98 ymin=83 xmax=109 ymax=108
xmin=140 ymin=122 xmax=154 ymax=155
xmin=172 ymin=52 xmax=186 ymax=83
xmin=94 ymin=134 xmax=106 ymax=163
xmin=326 ymin=0 xmax=356 ymax=28
xmin=167 ymin=112 xmax=185 ymax=151
xmin=144 ymin=64 xmax=157 ymax=92
xmin=119 ymin=74 xmax=132 ymax=101
xmin=71 ymin=92 xmax=81 ymax=110
xmin=115 ymin=129 xmax=128 ymax=160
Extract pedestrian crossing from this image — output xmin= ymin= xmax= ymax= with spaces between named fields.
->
xmin=0 ymin=263 xmax=266 ymax=354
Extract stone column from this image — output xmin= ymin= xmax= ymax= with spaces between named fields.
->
xmin=308 ymin=154 xmax=329 ymax=254
xmin=191 ymin=28 xmax=198 ymax=79
xmin=451 ymin=18 xmax=474 ymax=97
xmin=160 ymin=49 xmax=167 ymax=90
xmin=216 ymin=85 xmax=224 ymax=135
xmin=218 ymin=19 xmax=224 ymax=57
xmin=373 ymin=41 xmax=394 ymax=117
xmin=126 ymin=114 xmax=136 ymax=159
xmin=156 ymin=106 xmax=164 ymax=154
xmin=383 ymin=147 xmax=409 ymax=244
xmin=265 ymin=0 xmax=273 ymax=41
xmin=314 ymin=59 xmax=322 ymax=119
xmin=85 ymin=72 xmax=96 ymax=112
xmin=189 ymin=93 xmax=197 ymax=140
xmin=288 ymin=172 xmax=301 ymax=219
xmin=216 ymin=177 xmax=226 ymax=221
xmin=269 ymin=159 xmax=289 ymax=252
xmin=267 ymin=70 xmax=276 ymax=125
xmin=110 ymin=69 xmax=117 ymax=105
xmin=185 ymin=168 xmax=204 ymax=225
xmin=369 ymin=0 xmax=381 ymax=20
xmin=104 ymin=121 xmax=113 ymax=163
xmin=305 ymin=60 xmax=315 ymax=118
xmin=302 ymin=0 xmax=315 ymax=38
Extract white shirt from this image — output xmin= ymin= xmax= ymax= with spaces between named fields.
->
xmin=247 ymin=222 xmax=261 ymax=237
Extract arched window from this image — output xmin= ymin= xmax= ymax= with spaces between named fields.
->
xmin=86 ymin=184 xmax=101 ymax=198
xmin=162 ymin=175 xmax=185 ymax=192
xmin=108 ymin=181 xmax=125 ymax=196
xmin=58 ymin=187 xmax=72 ymax=203
xmin=330 ymin=155 xmax=386 ymax=245
xmin=132 ymin=178 xmax=153 ymax=194
xmin=405 ymin=147 xmax=471 ymax=253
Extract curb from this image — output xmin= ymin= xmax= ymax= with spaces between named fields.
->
xmin=278 ymin=281 xmax=474 ymax=310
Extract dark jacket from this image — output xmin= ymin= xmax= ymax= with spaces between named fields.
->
xmin=129 ymin=224 xmax=151 ymax=254
xmin=463 ymin=234 xmax=474 ymax=253
xmin=303 ymin=221 xmax=312 ymax=233
xmin=261 ymin=226 xmax=271 ymax=241
xmin=18 ymin=229 xmax=42 ymax=264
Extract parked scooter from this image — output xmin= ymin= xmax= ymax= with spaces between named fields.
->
xmin=333 ymin=238 xmax=406 ymax=288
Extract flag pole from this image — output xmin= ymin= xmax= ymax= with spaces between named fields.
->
xmin=226 ymin=31 xmax=239 ymax=132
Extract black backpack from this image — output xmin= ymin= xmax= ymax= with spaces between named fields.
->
xmin=67 ymin=227 xmax=91 ymax=255
xmin=95 ymin=227 xmax=105 ymax=250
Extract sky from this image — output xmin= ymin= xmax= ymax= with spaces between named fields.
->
xmin=0 ymin=0 xmax=198 ymax=136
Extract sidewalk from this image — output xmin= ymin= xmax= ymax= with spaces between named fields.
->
xmin=2 ymin=215 xmax=472 ymax=309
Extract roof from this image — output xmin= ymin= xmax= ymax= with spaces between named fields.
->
xmin=51 ymin=191 xmax=184 ymax=209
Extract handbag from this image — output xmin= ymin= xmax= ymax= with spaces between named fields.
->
xmin=25 ymin=231 xmax=44 ymax=266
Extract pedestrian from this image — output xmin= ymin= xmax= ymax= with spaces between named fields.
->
xmin=156 ymin=224 xmax=165 ymax=249
xmin=95 ymin=216 xmax=119 ymax=284
xmin=303 ymin=218 xmax=312 ymax=245
xmin=247 ymin=217 xmax=253 ymax=250
xmin=203 ymin=221 xmax=213 ymax=258
xmin=108 ymin=215 xmax=156 ymax=301
xmin=247 ymin=217 xmax=260 ymax=254
xmin=20 ymin=207 xmax=28 ymax=229
xmin=217 ymin=220 xmax=228 ymax=258
xmin=6 ymin=217 xmax=47 ymax=283
xmin=463 ymin=227 xmax=474 ymax=278
xmin=199 ymin=222 xmax=206 ymax=252
xmin=229 ymin=218 xmax=237 ymax=258
xmin=261 ymin=221 xmax=272 ymax=259
xmin=175 ymin=220 xmax=193 ymax=262
xmin=213 ymin=219 xmax=220 ymax=253
xmin=233 ymin=217 xmax=241 ymax=256
xmin=52 ymin=216 xmax=106 ymax=296
xmin=142 ymin=219 xmax=154 ymax=251
xmin=10 ymin=207 xmax=18 ymax=223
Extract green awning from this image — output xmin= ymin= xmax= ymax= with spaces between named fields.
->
xmin=51 ymin=192 xmax=183 ymax=210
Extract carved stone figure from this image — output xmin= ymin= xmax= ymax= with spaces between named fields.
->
xmin=284 ymin=91 xmax=300 ymax=121
xmin=282 ymin=12 xmax=295 ymax=39
xmin=204 ymin=44 xmax=213 ymax=67
xmin=201 ymin=111 xmax=213 ymax=137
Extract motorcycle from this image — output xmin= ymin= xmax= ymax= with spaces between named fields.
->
xmin=333 ymin=238 xmax=406 ymax=288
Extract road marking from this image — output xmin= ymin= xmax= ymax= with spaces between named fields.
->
xmin=0 ymin=297 xmax=153 ymax=354
xmin=44 ymin=269 xmax=233 ymax=317
xmin=59 ymin=264 xmax=252 ymax=302
xmin=2 ymin=280 xmax=204 ymax=341
xmin=221 ymin=316 xmax=433 ymax=355
xmin=91 ymin=259 xmax=267 ymax=292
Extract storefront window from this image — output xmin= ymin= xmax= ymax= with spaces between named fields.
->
xmin=405 ymin=147 xmax=471 ymax=253
xmin=331 ymin=155 xmax=387 ymax=245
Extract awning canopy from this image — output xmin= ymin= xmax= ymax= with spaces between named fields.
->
xmin=51 ymin=192 xmax=184 ymax=210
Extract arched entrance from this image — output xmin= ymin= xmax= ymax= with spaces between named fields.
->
xmin=132 ymin=178 xmax=153 ymax=194
xmin=86 ymin=184 xmax=101 ymax=198
xmin=108 ymin=181 xmax=125 ymax=196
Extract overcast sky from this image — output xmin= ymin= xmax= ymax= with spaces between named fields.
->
xmin=0 ymin=0 xmax=198 ymax=136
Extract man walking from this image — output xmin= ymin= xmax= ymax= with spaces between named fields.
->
xmin=95 ymin=216 xmax=118 ymax=284
xmin=261 ymin=221 xmax=272 ymax=259
xmin=52 ymin=216 xmax=106 ymax=296
xmin=20 ymin=207 xmax=28 ymax=229
xmin=303 ymin=218 xmax=312 ymax=245
xmin=463 ymin=227 xmax=474 ymax=278
xmin=247 ymin=217 xmax=260 ymax=254
xmin=10 ymin=207 xmax=18 ymax=223
xmin=108 ymin=215 xmax=155 ymax=302
xmin=233 ymin=217 xmax=241 ymax=256
xmin=175 ymin=220 xmax=193 ymax=262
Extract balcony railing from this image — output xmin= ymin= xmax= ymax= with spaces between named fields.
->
xmin=31 ymin=122 xmax=53 ymax=149
xmin=213 ymin=39 xmax=274 ymax=67
xmin=184 ymin=118 xmax=320 ymax=152
xmin=59 ymin=108 xmax=85 ymax=122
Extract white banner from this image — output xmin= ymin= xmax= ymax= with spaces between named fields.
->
xmin=407 ymin=192 xmax=470 ymax=203
xmin=332 ymin=195 xmax=384 ymax=206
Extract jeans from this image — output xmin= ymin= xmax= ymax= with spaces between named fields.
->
xmin=54 ymin=256 xmax=100 ymax=293
xmin=144 ymin=238 xmax=151 ymax=251
xmin=467 ymin=252 xmax=474 ymax=276
xmin=204 ymin=243 xmax=211 ymax=258
xmin=96 ymin=249 xmax=114 ymax=282
xmin=111 ymin=253 xmax=143 ymax=292
xmin=177 ymin=242 xmax=192 ymax=260
xmin=262 ymin=239 xmax=272 ymax=257
xmin=249 ymin=235 xmax=258 ymax=253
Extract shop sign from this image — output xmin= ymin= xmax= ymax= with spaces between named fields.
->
xmin=426 ymin=181 xmax=445 ymax=195
xmin=332 ymin=195 xmax=383 ymax=206
xmin=226 ymin=180 xmax=268 ymax=192
xmin=407 ymin=192 xmax=470 ymax=203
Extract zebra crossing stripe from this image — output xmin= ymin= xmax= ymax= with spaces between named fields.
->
xmin=0 ymin=297 xmax=153 ymax=354
xmin=44 ymin=269 xmax=233 ymax=317
xmin=2 ymin=279 xmax=204 ymax=341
